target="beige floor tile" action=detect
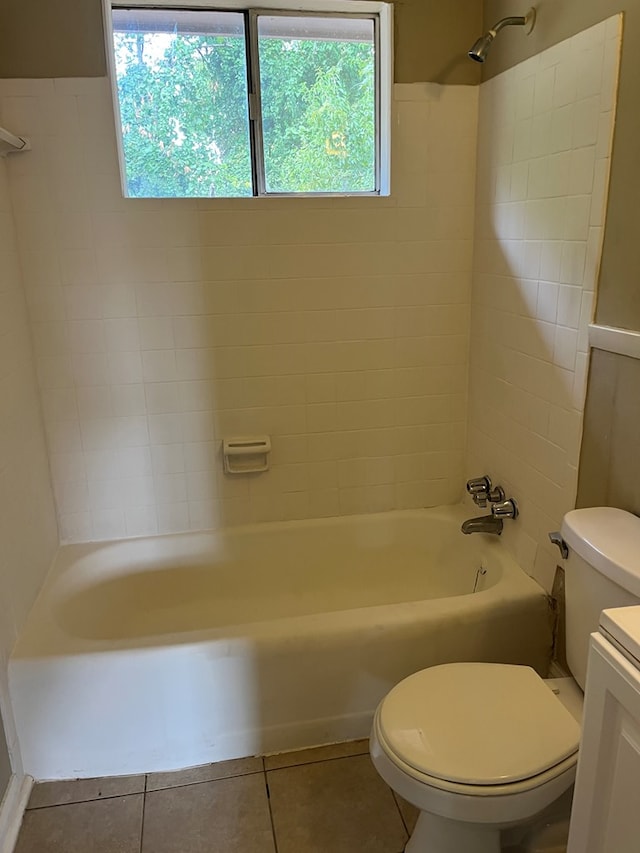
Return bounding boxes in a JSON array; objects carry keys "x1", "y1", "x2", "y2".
[
  {"x1": 394, "y1": 793, "x2": 419, "y2": 834},
  {"x1": 142, "y1": 774, "x2": 275, "y2": 853},
  {"x1": 27, "y1": 774, "x2": 145, "y2": 809},
  {"x1": 146, "y1": 756, "x2": 263, "y2": 791},
  {"x1": 268, "y1": 754, "x2": 408, "y2": 853},
  {"x1": 15, "y1": 794, "x2": 143, "y2": 853},
  {"x1": 264, "y1": 738, "x2": 370, "y2": 771}
]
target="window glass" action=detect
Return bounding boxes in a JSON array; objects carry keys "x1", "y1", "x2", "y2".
[
  {"x1": 257, "y1": 15, "x2": 376, "y2": 194},
  {"x1": 109, "y1": 5, "x2": 386, "y2": 198},
  {"x1": 112, "y1": 9, "x2": 252, "y2": 198}
]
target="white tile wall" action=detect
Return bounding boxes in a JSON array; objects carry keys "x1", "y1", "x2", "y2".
[
  {"x1": 0, "y1": 157, "x2": 58, "y2": 774},
  {"x1": 0, "y1": 80, "x2": 478, "y2": 542},
  {"x1": 467, "y1": 16, "x2": 621, "y2": 591}
]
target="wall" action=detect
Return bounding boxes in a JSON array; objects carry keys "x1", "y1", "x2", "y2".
[
  {"x1": 0, "y1": 78, "x2": 477, "y2": 542},
  {"x1": 577, "y1": 349, "x2": 640, "y2": 514},
  {"x1": 0, "y1": 0, "x2": 106, "y2": 81},
  {"x1": 0, "y1": 154, "x2": 59, "y2": 778},
  {"x1": 483, "y1": 1, "x2": 640, "y2": 331},
  {"x1": 394, "y1": 0, "x2": 481, "y2": 84},
  {"x1": 466, "y1": 19, "x2": 620, "y2": 592},
  {"x1": 0, "y1": 0, "x2": 482, "y2": 86},
  {"x1": 484, "y1": 1, "x2": 640, "y2": 514}
]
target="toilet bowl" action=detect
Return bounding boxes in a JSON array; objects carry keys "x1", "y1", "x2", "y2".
[
  {"x1": 370, "y1": 663, "x2": 581, "y2": 853},
  {"x1": 370, "y1": 507, "x2": 640, "y2": 852}
]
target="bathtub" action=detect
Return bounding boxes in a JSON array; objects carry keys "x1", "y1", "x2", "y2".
[{"x1": 9, "y1": 505, "x2": 552, "y2": 780}]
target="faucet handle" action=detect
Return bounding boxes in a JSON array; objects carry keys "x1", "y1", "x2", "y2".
[
  {"x1": 466, "y1": 475, "x2": 492, "y2": 507},
  {"x1": 491, "y1": 498, "x2": 518, "y2": 519},
  {"x1": 488, "y1": 485, "x2": 505, "y2": 503}
]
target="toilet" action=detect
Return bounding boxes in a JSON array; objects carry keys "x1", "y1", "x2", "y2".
[{"x1": 370, "y1": 507, "x2": 640, "y2": 853}]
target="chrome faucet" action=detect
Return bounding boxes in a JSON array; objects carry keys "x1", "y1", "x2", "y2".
[
  {"x1": 461, "y1": 496, "x2": 518, "y2": 536},
  {"x1": 461, "y1": 515, "x2": 504, "y2": 536}
]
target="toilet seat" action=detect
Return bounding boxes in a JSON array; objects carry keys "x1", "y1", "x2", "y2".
[
  {"x1": 376, "y1": 663, "x2": 580, "y2": 790},
  {"x1": 371, "y1": 720, "x2": 579, "y2": 828},
  {"x1": 374, "y1": 710, "x2": 578, "y2": 799}
]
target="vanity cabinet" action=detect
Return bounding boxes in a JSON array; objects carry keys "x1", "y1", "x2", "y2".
[{"x1": 567, "y1": 615, "x2": 640, "y2": 853}]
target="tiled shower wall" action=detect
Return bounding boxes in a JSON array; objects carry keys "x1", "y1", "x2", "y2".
[
  {"x1": 0, "y1": 81, "x2": 477, "y2": 542},
  {"x1": 0, "y1": 158, "x2": 58, "y2": 775},
  {"x1": 466, "y1": 17, "x2": 620, "y2": 592}
]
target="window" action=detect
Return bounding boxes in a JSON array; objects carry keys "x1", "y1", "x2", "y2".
[{"x1": 105, "y1": 1, "x2": 391, "y2": 198}]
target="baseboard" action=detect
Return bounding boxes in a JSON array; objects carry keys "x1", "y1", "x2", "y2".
[{"x1": 0, "y1": 774, "x2": 32, "y2": 853}]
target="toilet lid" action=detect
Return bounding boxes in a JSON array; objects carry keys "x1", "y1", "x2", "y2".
[{"x1": 378, "y1": 663, "x2": 581, "y2": 786}]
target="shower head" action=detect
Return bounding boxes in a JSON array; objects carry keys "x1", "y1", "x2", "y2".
[
  {"x1": 468, "y1": 32, "x2": 496, "y2": 63},
  {"x1": 468, "y1": 7, "x2": 536, "y2": 63}
]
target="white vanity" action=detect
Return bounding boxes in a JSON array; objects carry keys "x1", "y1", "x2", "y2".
[{"x1": 567, "y1": 605, "x2": 640, "y2": 852}]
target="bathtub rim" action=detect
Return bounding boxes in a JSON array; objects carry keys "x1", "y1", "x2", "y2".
[{"x1": 11, "y1": 504, "x2": 548, "y2": 659}]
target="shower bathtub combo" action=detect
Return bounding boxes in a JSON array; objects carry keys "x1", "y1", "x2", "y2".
[{"x1": 10, "y1": 504, "x2": 551, "y2": 781}]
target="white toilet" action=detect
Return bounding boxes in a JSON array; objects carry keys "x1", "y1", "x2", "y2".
[{"x1": 370, "y1": 507, "x2": 640, "y2": 853}]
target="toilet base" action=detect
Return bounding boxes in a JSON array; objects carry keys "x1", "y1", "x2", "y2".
[{"x1": 406, "y1": 811, "x2": 501, "y2": 853}]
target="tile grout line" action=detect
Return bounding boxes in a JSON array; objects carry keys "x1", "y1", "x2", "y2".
[
  {"x1": 263, "y1": 761, "x2": 281, "y2": 853},
  {"x1": 26, "y1": 746, "x2": 370, "y2": 810},
  {"x1": 26, "y1": 790, "x2": 147, "y2": 811},
  {"x1": 264, "y1": 748, "x2": 370, "y2": 774},
  {"x1": 391, "y1": 791, "x2": 411, "y2": 839},
  {"x1": 139, "y1": 781, "x2": 147, "y2": 853},
  {"x1": 28, "y1": 752, "x2": 367, "y2": 810},
  {"x1": 145, "y1": 768, "x2": 265, "y2": 794}
]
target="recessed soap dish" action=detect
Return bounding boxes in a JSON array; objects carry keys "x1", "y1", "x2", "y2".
[{"x1": 222, "y1": 436, "x2": 271, "y2": 474}]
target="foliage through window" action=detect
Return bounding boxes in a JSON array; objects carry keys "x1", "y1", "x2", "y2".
[{"x1": 109, "y1": 4, "x2": 388, "y2": 198}]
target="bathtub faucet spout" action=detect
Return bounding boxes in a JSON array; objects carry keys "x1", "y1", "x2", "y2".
[{"x1": 461, "y1": 515, "x2": 503, "y2": 536}]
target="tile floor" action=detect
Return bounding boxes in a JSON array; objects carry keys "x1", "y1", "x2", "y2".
[{"x1": 16, "y1": 740, "x2": 418, "y2": 853}]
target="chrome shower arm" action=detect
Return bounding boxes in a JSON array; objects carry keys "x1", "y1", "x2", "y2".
[
  {"x1": 493, "y1": 8, "x2": 536, "y2": 35},
  {"x1": 491, "y1": 16, "x2": 527, "y2": 34},
  {"x1": 468, "y1": 8, "x2": 536, "y2": 63}
]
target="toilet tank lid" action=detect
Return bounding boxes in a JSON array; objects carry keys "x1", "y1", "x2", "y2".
[{"x1": 561, "y1": 508, "x2": 640, "y2": 597}]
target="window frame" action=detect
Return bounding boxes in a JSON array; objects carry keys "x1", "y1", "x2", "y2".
[{"x1": 103, "y1": 0, "x2": 392, "y2": 199}]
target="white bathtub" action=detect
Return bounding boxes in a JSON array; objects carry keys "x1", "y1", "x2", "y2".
[{"x1": 10, "y1": 505, "x2": 552, "y2": 780}]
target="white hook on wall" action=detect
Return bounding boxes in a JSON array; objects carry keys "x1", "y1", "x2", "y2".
[{"x1": 0, "y1": 126, "x2": 30, "y2": 157}]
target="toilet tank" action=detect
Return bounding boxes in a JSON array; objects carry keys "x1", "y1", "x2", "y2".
[{"x1": 561, "y1": 508, "x2": 640, "y2": 690}]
